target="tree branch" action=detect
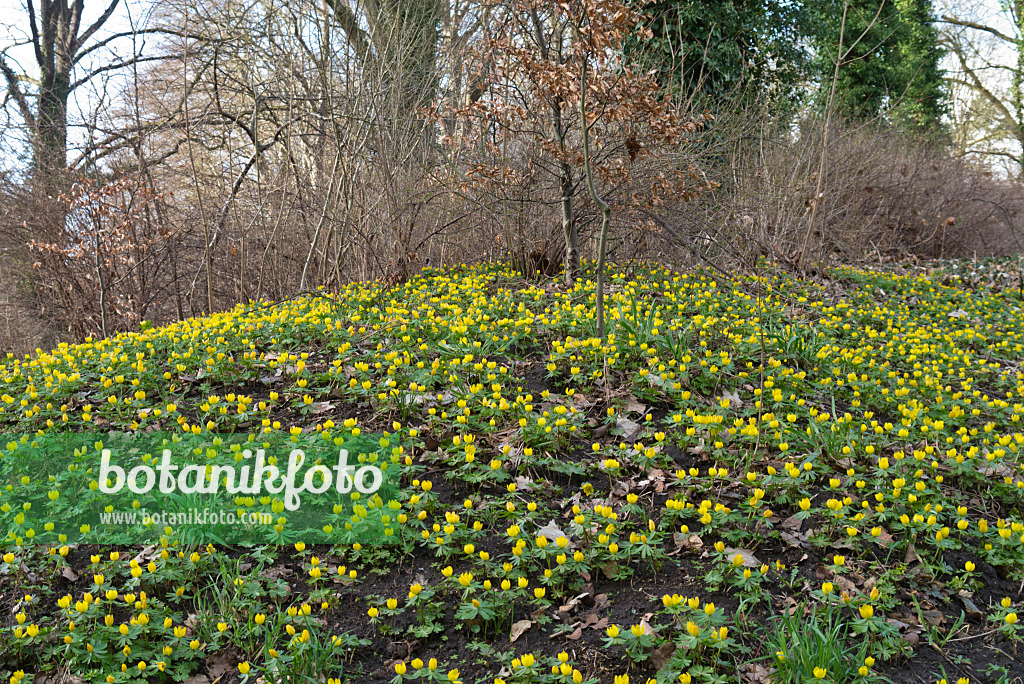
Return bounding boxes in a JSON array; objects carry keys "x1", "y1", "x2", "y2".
[
  {"x1": 70, "y1": 53, "x2": 167, "y2": 91},
  {"x1": 0, "y1": 53, "x2": 36, "y2": 128},
  {"x1": 946, "y1": 38, "x2": 1020, "y2": 137},
  {"x1": 73, "y1": 0, "x2": 120, "y2": 55},
  {"x1": 27, "y1": 0, "x2": 44, "y2": 67},
  {"x1": 74, "y1": 27, "x2": 216, "y2": 63},
  {"x1": 940, "y1": 15, "x2": 1016, "y2": 44},
  {"x1": 322, "y1": 0, "x2": 372, "y2": 62}
]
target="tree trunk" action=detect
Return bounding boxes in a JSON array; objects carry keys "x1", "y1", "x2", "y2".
[
  {"x1": 578, "y1": 46, "x2": 611, "y2": 339},
  {"x1": 35, "y1": 71, "x2": 70, "y2": 187},
  {"x1": 551, "y1": 98, "x2": 579, "y2": 284},
  {"x1": 32, "y1": 0, "x2": 87, "y2": 190},
  {"x1": 560, "y1": 163, "x2": 580, "y2": 285}
]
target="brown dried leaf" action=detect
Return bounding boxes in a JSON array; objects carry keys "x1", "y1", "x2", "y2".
[
  {"x1": 623, "y1": 395, "x2": 646, "y2": 415},
  {"x1": 781, "y1": 514, "x2": 803, "y2": 531},
  {"x1": 724, "y1": 547, "x2": 760, "y2": 568},
  {"x1": 650, "y1": 642, "x2": 676, "y2": 670},
  {"x1": 510, "y1": 619, "x2": 533, "y2": 643},
  {"x1": 206, "y1": 651, "x2": 234, "y2": 680},
  {"x1": 673, "y1": 532, "x2": 704, "y2": 552}
]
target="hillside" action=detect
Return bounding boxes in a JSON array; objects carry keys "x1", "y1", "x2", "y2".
[{"x1": 0, "y1": 259, "x2": 1022, "y2": 683}]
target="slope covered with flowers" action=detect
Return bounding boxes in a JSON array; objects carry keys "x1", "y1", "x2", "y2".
[{"x1": 0, "y1": 260, "x2": 1022, "y2": 683}]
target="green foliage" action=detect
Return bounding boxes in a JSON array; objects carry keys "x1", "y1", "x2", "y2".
[
  {"x1": 2, "y1": 258, "x2": 1024, "y2": 682},
  {"x1": 806, "y1": 0, "x2": 948, "y2": 131},
  {"x1": 627, "y1": 0, "x2": 948, "y2": 136},
  {"x1": 626, "y1": 0, "x2": 808, "y2": 106},
  {"x1": 765, "y1": 604, "x2": 883, "y2": 683}
]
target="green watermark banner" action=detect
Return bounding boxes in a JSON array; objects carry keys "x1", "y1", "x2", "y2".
[{"x1": 0, "y1": 430, "x2": 401, "y2": 546}]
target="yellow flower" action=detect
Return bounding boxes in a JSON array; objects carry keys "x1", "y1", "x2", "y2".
[
  {"x1": 238, "y1": 663, "x2": 251, "y2": 675},
  {"x1": 813, "y1": 667, "x2": 827, "y2": 679}
]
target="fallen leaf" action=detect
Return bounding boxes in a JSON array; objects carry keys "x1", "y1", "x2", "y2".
[
  {"x1": 724, "y1": 547, "x2": 760, "y2": 568},
  {"x1": 572, "y1": 393, "x2": 594, "y2": 407},
  {"x1": 650, "y1": 641, "x2": 676, "y2": 670},
  {"x1": 680, "y1": 533, "x2": 706, "y2": 555},
  {"x1": 558, "y1": 592, "x2": 589, "y2": 615},
  {"x1": 61, "y1": 565, "x2": 79, "y2": 582},
  {"x1": 781, "y1": 514, "x2": 803, "y2": 531},
  {"x1": 510, "y1": 619, "x2": 533, "y2": 643},
  {"x1": 623, "y1": 395, "x2": 646, "y2": 415},
  {"x1": 780, "y1": 531, "x2": 810, "y2": 549},
  {"x1": 833, "y1": 574, "x2": 856, "y2": 594},
  {"x1": 979, "y1": 462, "x2": 1013, "y2": 478},
  {"x1": 639, "y1": 617, "x2": 658, "y2": 637},
  {"x1": 206, "y1": 651, "x2": 234, "y2": 680},
  {"x1": 514, "y1": 475, "x2": 535, "y2": 491},
  {"x1": 613, "y1": 417, "x2": 642, "y2": 442},
  {"x1": 537, "y1": 520, "x2": 570, "y2": 545},
  {"x1": 740, "y1": 662, "x2": 773, "y2": 684},
  {"x1": 961, "y1": 596, "x2": 983, "y2": 620},
  {"x1": 721, "y1": 389, "x2": 742, "y2": 408},
  {"x1": 904, "y1": 543, "x2": 918, "y2": 564}
]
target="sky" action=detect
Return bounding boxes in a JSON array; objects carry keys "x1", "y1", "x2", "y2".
[
  {"x1": 0, "y1": 0, "x2": 1018, "y2": 171},
  {"x1": 0, "y1": 0, "x2": 149, "y2": 169}
]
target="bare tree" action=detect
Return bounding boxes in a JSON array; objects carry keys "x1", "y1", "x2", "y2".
[
  {"x1": 0, "y1": 0, "x2": 198, "y2": 189},
  {"x1": 941, "y1": 2, "x2": 1024, "y2": 175}
]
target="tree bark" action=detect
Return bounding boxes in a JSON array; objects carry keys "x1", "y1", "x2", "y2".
[{"x1": 578, "y1": 52, "x2": 610, "y2": 339}]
